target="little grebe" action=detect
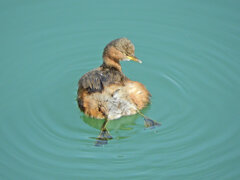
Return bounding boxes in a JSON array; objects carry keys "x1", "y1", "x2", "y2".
[{"x1": 77, "y1": 38, "x2": 160, "y2": 145}]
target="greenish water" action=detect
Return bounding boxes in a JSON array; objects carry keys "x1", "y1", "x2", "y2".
[{"x1": 1, "y1": 0, "x2": 240, "y2": 179}]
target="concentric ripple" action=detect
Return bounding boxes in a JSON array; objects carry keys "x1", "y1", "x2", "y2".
[{"x1": 0, "y1": 0, "x2": 240, "y2": 179}]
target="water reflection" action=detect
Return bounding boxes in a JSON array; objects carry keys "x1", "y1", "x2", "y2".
[
  {"x1": 82, "y1": 114, "x2": 137, "y2": 131},
  {"x1": 81, "y1": 105, "x2": 161, "y2": 145},
  {"x1": 82, "y1": 114, "x2": 138, "y2": 145}
]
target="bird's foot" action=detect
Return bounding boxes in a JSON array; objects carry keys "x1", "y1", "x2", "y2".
[
  {"x1": 95, "y1": 128, "x2": 113, "y2": 146},
  {"x1": 144, "y1": 117, "x2": 161, "y2": 129}
]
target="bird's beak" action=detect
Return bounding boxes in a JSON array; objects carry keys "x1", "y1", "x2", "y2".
[{"x1": 126, "y1": 56, "x2": 142, "y2": 64}]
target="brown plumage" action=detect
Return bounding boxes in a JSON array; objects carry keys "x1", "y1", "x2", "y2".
[{"x1": 77, "y1": 38, "x2": 151, "y2": 120}]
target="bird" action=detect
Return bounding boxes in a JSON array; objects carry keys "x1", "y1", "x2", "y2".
[{"x1": 77, "y1": 38, "x2": 160, "y2": 145}]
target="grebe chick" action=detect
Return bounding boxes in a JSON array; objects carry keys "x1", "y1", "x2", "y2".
[{"x1": 77, "y1": 38, "x2": 160, "y2": 145}]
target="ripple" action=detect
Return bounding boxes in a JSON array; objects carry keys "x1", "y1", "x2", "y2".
[{"x1": 1, "y1": 0, "x2": 240, "y2": 179}]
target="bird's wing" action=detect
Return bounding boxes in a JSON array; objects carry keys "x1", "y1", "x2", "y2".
[
  {"x1": 78, "y1": 69, "x2": 104, "y2": 93},
  {"x1": 78, "y1": 67, "x2": 127, "y2": 93}
]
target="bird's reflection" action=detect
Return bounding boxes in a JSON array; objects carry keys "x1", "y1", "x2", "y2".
[
  {"x1": 82, "y1": 114, "x2": 138, "y2": 146},
  {"x1": 81, "y1": 106, "x2": 160, "y2": 146}
]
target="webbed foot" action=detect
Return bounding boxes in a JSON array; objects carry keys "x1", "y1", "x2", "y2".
[
  {"x1": 144, "y1": 117, "x2": 161, "y2": 129},
  {"x1": 95, "y1": 128, "x2": 113, "y2": 146}
]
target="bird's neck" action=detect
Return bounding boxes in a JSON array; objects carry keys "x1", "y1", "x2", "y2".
[{"x1": 102, "y1": 57, "x2": 122, "y2": 72}]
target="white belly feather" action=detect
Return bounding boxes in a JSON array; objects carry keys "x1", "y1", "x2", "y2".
[{"x1": 106, "y1": 89, "x2": 137, "y2": 120}]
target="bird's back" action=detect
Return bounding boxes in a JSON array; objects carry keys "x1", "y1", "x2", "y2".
[{"x1": 78, "y1": 65, "x2": 127, "y2": 94}]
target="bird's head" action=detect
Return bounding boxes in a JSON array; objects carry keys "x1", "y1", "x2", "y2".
[{"x1": 102, "y1": 38, "x2": 142, "y2": 66}]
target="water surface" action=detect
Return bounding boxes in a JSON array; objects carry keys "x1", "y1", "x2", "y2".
[{"x1": 1, "y1": 0, "x2": 240, "y2": 179}]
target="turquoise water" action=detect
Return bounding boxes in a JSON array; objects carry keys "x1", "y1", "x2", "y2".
[{"x1": 1, "y1": 0, "x2": 240, "y2": 179}]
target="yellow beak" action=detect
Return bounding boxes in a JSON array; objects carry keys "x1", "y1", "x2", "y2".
[{"x1": 126, "y1": 56, "x2": 142, "y2": 64}]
